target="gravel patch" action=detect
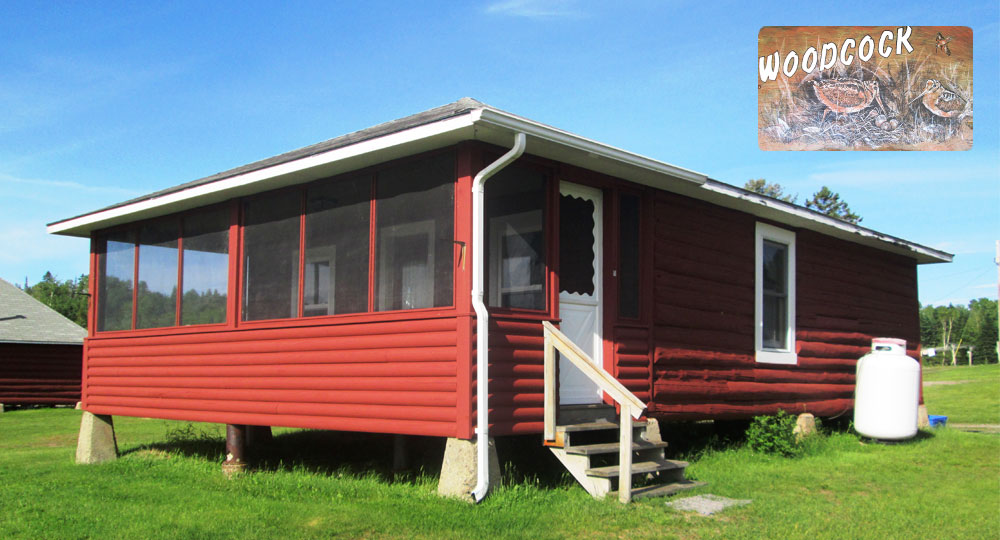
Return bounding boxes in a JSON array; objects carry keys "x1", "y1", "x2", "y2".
[{"x1": 666, "y1": 494, "x2": 752, "y2": 516}]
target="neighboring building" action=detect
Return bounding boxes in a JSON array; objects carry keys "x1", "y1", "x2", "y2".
[
  {"x1": 0, "y1": 278, "x2": 85, "y2": 406},
  {"x1": 48, "y1": 99, "x2": 951, "y2": 498}
]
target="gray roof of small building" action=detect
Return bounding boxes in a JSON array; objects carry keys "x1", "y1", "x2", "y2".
[{"x1": 0, "y1": 278, "x2": 86, "y2": 345}]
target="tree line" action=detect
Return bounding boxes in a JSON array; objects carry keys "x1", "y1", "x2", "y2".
[{"x1": 920, "y1": 299, "x2": 999, "y2": 365}]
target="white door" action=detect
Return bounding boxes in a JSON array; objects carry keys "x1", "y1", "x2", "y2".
[{"x1": 558, "y1": 182, "x2": 603, "y2": 405}]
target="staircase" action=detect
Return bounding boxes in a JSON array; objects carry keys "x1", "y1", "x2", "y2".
[
  {"x1": 545, "y1": 404, "x2": 704, "y2": 500},
  {"x1": 541, "y1": 321, "x2": 705, "y2": 502}
]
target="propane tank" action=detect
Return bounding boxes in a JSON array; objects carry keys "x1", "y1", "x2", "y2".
[{"x1": 854, "y1": 338, "x2": 921, "y2": 440}]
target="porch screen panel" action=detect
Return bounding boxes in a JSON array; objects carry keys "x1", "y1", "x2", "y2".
[
  {"x1": 97, "y1": 231, "x2": 135, "y2": 332},
  {"x1": 305, "y1": 176, "x2": 370, "y2": 316},
  {"x1": 559, "y1": 195, "x2": 596, "y2": 296},
  {"x1": 136, "y1": 222, "x2": 179, "y2": 329},
  {"x1": 242, "y1": 192, "x2": 301, "y2": 321},
  {"x1": 181, "y1": 208, "x2": 229, "y2": 325},
  {"x1": 485, "y1": 164, "x2": 546, "y2": 310},
  {"x1": 375, "y1": 153, "x2": 454, "y2": 311},
  {"x1": 618, "y1": 193, "x2": 640, "y2": 319}
]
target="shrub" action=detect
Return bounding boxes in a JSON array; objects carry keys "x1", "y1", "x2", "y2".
[{"x1": 746, "y1": 410, "x2": 800, "y2": 457}]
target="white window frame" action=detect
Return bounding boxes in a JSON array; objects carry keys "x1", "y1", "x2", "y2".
[{"x1": 755, "y1": 222, "x2": 797, "y2": 365}]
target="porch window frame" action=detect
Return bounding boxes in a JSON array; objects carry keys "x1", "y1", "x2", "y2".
[
  {"x1": 91, "y1": 149, "x2": 459, "y2": 335},
  {"x1": 481, "y1": 154, "x2": 552, "y2": 316},
  {"x1": 754, "y1": 222, "x2": 797, "y2": 365}
]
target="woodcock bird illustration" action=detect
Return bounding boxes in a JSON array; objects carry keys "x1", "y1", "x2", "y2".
[
  {"x1": 811, "y1": 78, "x2": 884, "y2": 118},
  {"x1": 935, "y1": 32, "x2": 953, "y2": 56},
  {"x1": 912, "y1": 79, "x2": 967, "y2": 118}
]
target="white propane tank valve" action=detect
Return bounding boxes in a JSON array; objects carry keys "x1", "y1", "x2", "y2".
[{"x1": 854, "y1": 338, "x2": 921, "y2": 440}]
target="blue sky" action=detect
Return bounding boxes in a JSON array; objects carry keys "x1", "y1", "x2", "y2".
[{"x1": 1, "y1": 1, "x2": 996, "y2": 307}]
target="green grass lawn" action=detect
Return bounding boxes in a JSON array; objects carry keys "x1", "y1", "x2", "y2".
[
  {"x1": 1, "y1": 406, "x2": 997, "y2": 539},
  {"x1": 923, "y1": 363, "x2": 1000, "y2": 424}
]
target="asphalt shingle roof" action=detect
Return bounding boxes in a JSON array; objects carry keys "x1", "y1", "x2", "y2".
[{"x1": 0, "y1": 278, "x2": 86, "y2": 345}]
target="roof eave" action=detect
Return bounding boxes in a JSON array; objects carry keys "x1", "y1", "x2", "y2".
[{"x1": 47, "y1": 111, "x2": 485, "y2": 237}]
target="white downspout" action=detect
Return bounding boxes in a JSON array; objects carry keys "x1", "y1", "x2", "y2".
[{"x1": 471, "y1": 132, "x2": 526, "y2": 502}]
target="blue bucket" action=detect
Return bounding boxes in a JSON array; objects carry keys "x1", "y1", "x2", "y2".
[{"x1": 928, "y1": 415, "x2": 948, "y2": 428}]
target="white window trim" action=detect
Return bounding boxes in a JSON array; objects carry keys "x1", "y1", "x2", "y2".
[{"x1": 755, "y1": 222, "x2": 797, "y2": 365}]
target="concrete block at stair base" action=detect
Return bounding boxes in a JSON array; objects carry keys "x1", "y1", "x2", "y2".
[
  {"x1": 76, "y1": 411, "x2": 118, "y2": 464},
  {"x1": 643, "y1": 418, "x2": 663, "y2": 443},
  {"x1": 793, "y1": 413, "x2": 816, "y2": 441},
  {"x1": 918, "y1": 405, "x2": 930, "y2": 429},
  {"x1": 437, "y1": 436, "x2": 500, "y2": 502}
]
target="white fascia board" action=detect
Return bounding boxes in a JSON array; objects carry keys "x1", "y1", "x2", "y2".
[
  {"x1": 475, "y1": 108, "x2": 708, "y2": 186},
  {"x1": 47, "y1": 112, "x2": 482, "y2": 237},
  {"x1": 702, "y1": 180, "x2": 952, "y2": 264}
]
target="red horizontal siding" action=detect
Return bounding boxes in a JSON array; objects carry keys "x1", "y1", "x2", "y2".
[
  {"x1": 614, "y1": 326, "x2": 651, "y2": 403},
  {"x1": 83, "y1": 316, "x2": 461, "y2": 437},
  {"x1": 0, "y1": 343, "x2": 81, "y2": 405},
  {"x1": 648, "y1": 192, "x2": 920, "y2": 420},
  {"x1": 485, "y1": 316, "x2": 546, "y2": 435}
]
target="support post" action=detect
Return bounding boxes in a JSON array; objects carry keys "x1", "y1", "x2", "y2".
[
  {"x1": 618, "y1": 405, "x2": 632, "y2": 503},
  {"x1": 76, "y1": 411, "x2": 118, "y2": 464},
  {"x1": 393, "y1": 434, "x2": 409, "y2": 472},
  {"x1": 438, "y1": 436, "x2": 499, "y2": 502},
  {"x1": 222, "y1": 424, "x2": 248, "y2": 476},
  {"x1": 543, "y1": 331, "x2": 556, "y2": 441},
  {"x1": 793, "y1": 413, "x2": 817, "y2": 441}
]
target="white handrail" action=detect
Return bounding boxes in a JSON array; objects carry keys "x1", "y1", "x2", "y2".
[{"x1": 541, "y1": 320, "x2": 647, "y2": 503}]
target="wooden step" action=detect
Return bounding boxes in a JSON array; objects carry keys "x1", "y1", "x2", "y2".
[
  {"x1": 556, "y1": 419, "x2": 644, "y2": 433},
  {"x1": 609, "y1": 480, "x2": 707, "y2": 500},
  {"x1": 585, "y1": 458, "x2": 688, "y2": 478},
  {"x1": 564, "y1": 439, "x2": 668, "y2": 456}
]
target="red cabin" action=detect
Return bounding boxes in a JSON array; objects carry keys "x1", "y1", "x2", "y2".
[
  {"x1": 49, "y1": 99, "x2": 950, "y2": 500},
  {"x1": 0, "y1": 278, "x2": 84, "y2": 408}
]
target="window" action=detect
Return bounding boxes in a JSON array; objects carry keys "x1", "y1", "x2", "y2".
[
  {"x1": 242, "y1": 191, "x2": 301, "y2": 321},
  {"x1": 559, "y1": 193, "x2": 596, "y2": 296},
  {"x1": 96, "y1": 206, "x2": 231, "y2": 332},
  {"x1": 486, "y1": 164, "x2": 547, "y2": 310},
  {"x1": 136, "y1": 221, "x2": 179, "y2": 329},
  {"x1": 618, "y1": 193, "x2": 640, "y2": 319},
  {"x1": 755, "y1": 222, "x2": 796, "y2": 364},
  {"x1": 375, "y1": 153, "x2": 454, "y2": 311},
  {"x1": 181, "y1": 209, "x2": 229, "y2": 325},
  {"x1": 95, "y1": 152, "x2": 458, "y2": 330},
  {"x1": 304, "y1": 177, "x2": 370, "y2": 316},
  {"x1": 97, "y1": 231, "x2": 135, "y2": 332}
]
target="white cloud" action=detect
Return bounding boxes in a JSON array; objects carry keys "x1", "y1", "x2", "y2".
[
  {"x1": 971, "y1": 282, "x2": 998, "y2": 290},
  {"x1": 0, "y1": 224, "x2": 86, "y2": 266},
  {"x1": 486, "y1": 0, "x2": 583, "y2": 18},
  {"x1": 0, "y1": 173, "x2": 139, "y2": 198}
]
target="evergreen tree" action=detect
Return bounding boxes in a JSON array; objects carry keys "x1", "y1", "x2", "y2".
[
  {"x1": 744, "y1": 179, "x2": 797, "y2": 203},
  {"x1": 805, "y1": 186, "x2": 862, "y2": 224}
]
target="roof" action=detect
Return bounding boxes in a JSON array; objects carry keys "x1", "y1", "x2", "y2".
[
  {"x1": 47, "y1": 98, "x2": 952, "y2": 265},
  {"x1": 0, "y1": 278, "x2": 86, "y2": 345}
]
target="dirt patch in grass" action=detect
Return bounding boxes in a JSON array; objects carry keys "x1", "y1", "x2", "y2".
[{"x1": 924, "y1": 380, "x2": 971, "y2": 386}]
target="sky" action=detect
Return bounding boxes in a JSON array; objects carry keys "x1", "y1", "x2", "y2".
[{"x1": 1, "y1": 1, "x2": 997, "y2": 307}]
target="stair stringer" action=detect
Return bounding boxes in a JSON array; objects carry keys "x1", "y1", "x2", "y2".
[{"x1": 547, "y1": 447, "x2": 612, "y2": 498}]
